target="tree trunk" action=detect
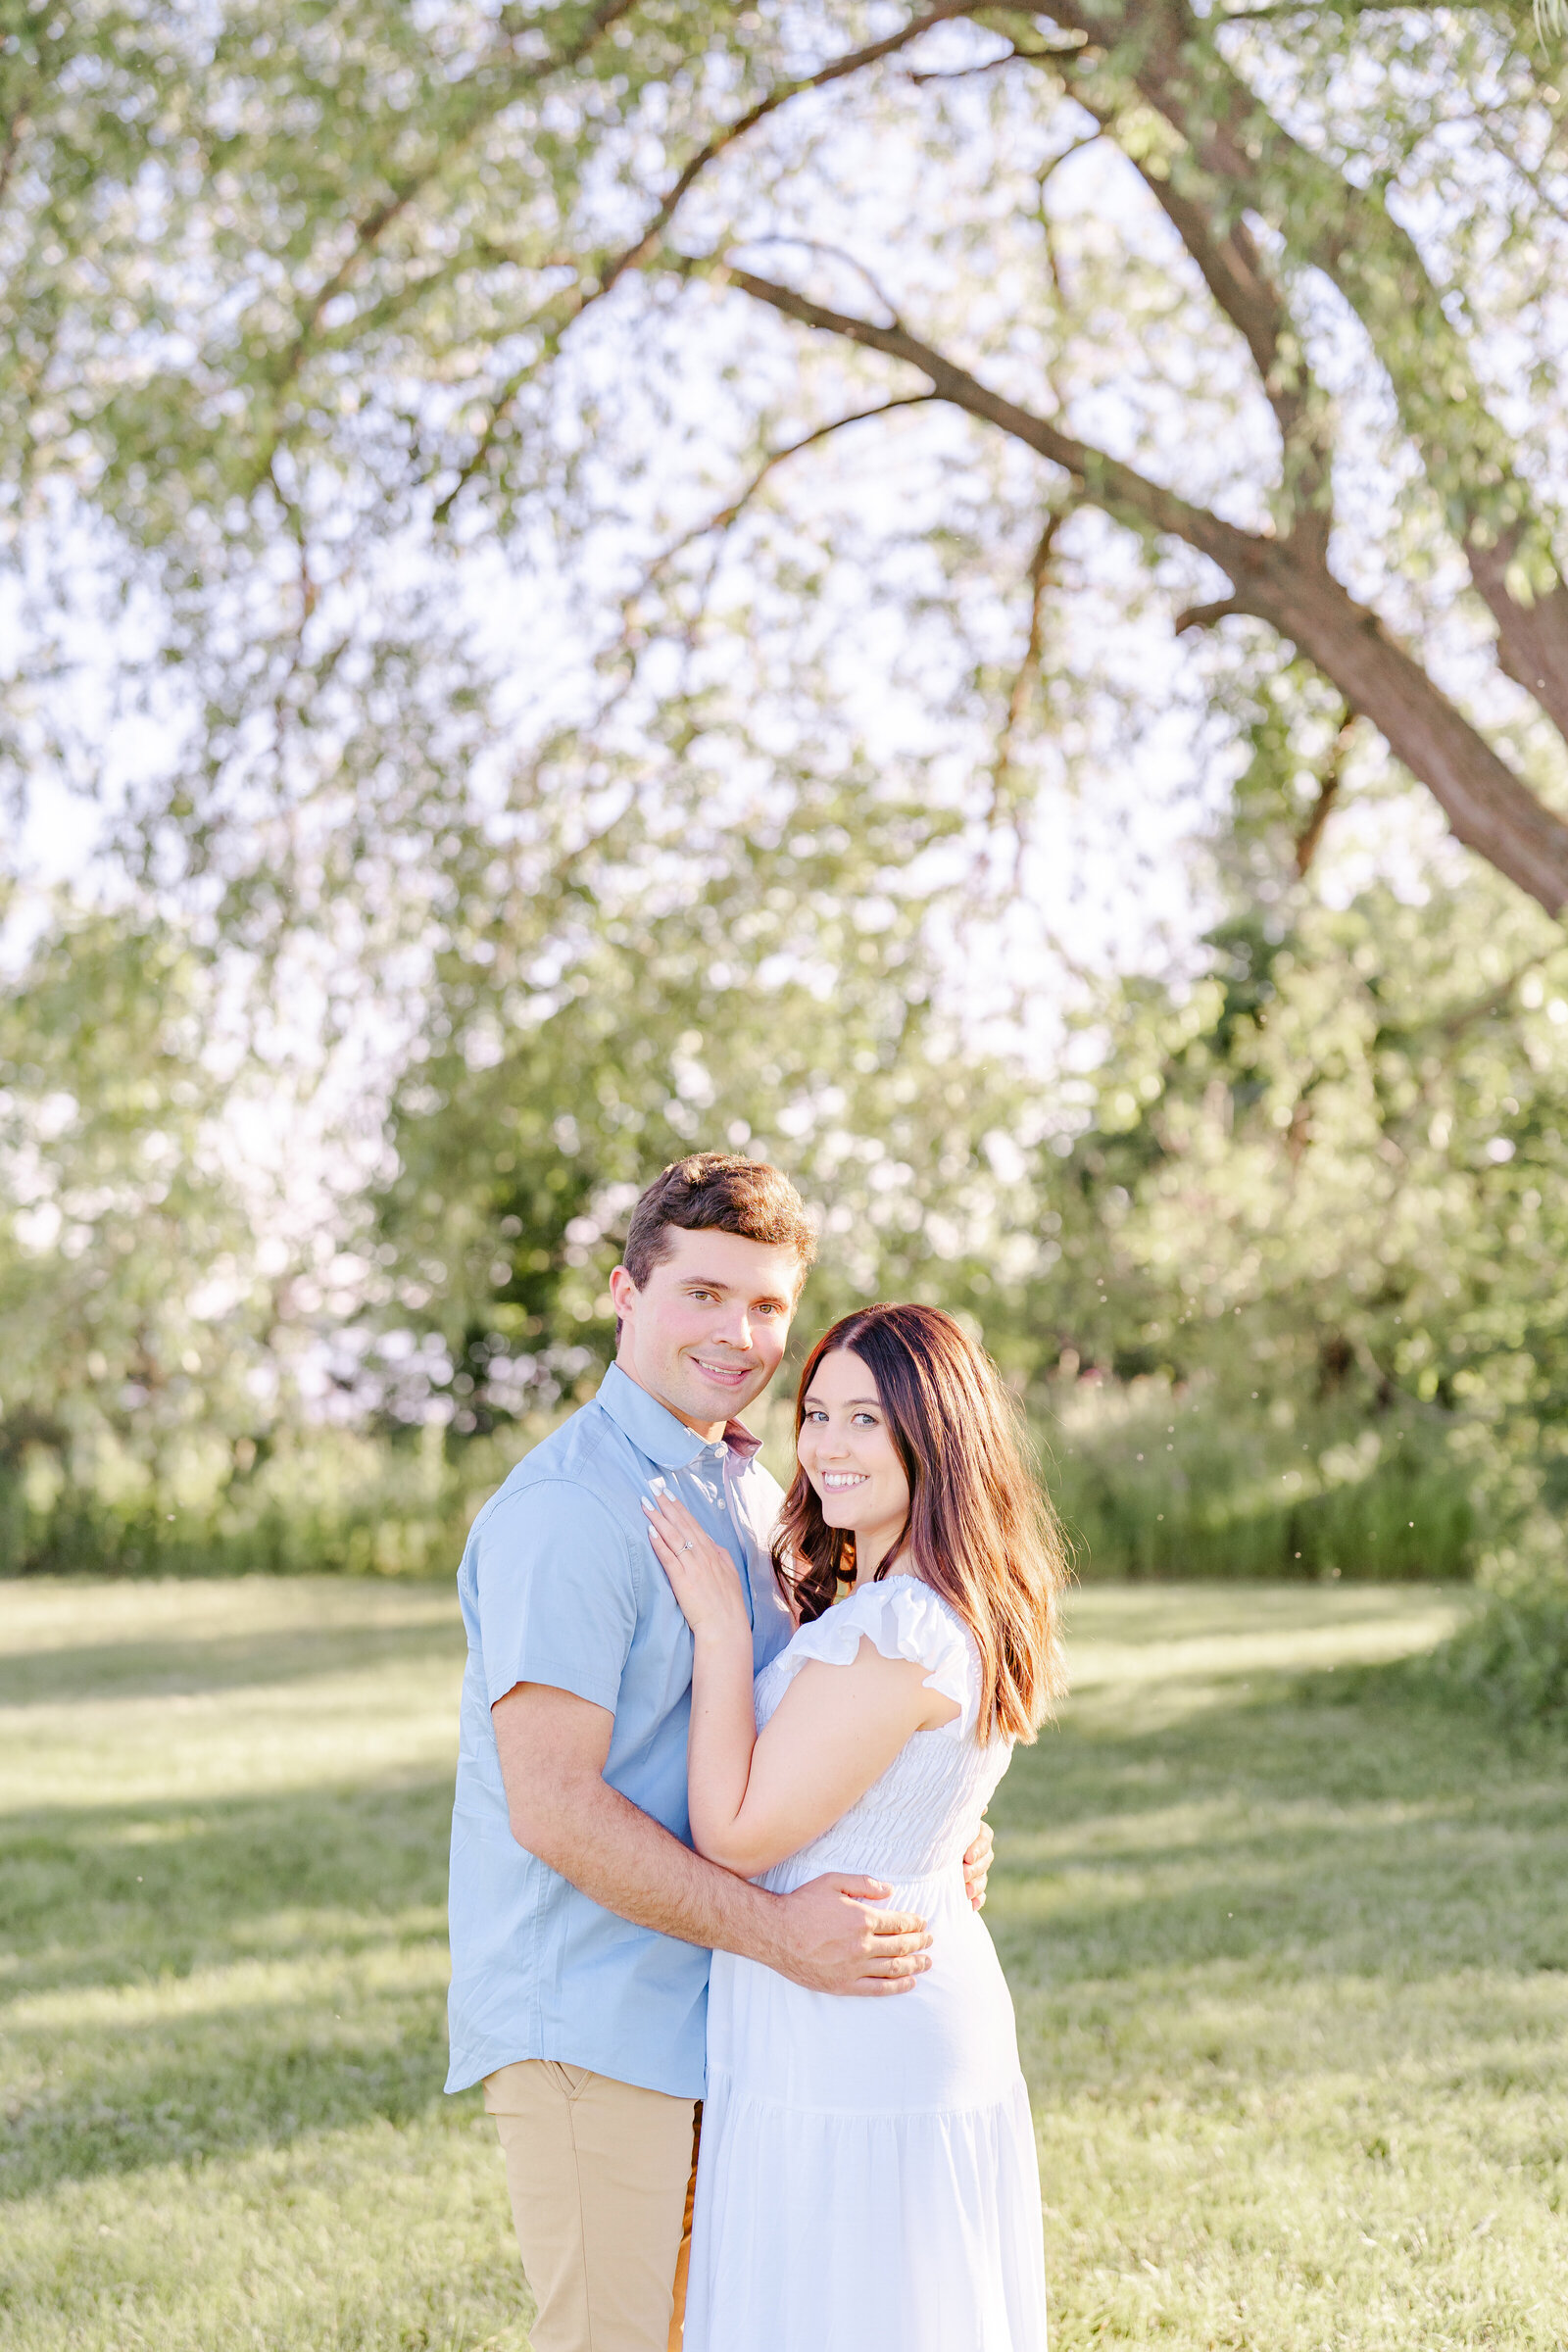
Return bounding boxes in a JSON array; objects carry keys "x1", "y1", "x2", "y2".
[
  {"x1": 1221, "y1": 540, "x2": 1568, "y2": 910},
  {"x1": 1015, "y1": 0, "x2": 1568, "y2": 751},
  {"x1": 724, "y1": 263, "x2": 1568, "y2": 915}
]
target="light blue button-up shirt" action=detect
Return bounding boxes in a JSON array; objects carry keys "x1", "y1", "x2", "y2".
[{"x1": 445, "y1": 1363, "x2": 795, "y2": 2100}]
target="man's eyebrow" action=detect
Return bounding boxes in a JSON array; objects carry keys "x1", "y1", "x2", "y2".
[{"x1": 678, "y1": 1273, "x2": 793, "y2": 1307}]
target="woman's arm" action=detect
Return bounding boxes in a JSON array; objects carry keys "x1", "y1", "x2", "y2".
[{"x1": 644, "y1": 1490, "x2": 957, "y2": 1877}]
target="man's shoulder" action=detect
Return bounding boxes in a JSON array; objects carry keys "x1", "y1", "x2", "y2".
[{"x1": 484, "y1": 1397, "x2": 631, "y2": 1517}]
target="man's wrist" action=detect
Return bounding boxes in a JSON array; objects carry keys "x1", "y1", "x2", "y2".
[{"x1": 714, "y1": 1876, "x2": 787, "y2": 1969}]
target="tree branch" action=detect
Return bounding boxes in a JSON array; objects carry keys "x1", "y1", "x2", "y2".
[
  {"x1": 597, "y1": 4, "x2": 970, "y2": 303},
  {"x1": 717, "y1": 260, "x2": 1263, "y2": 563},
  {"x1": 1060, "y1": 76, "x2": 1334, "y2": 559},
  {"x1": 991, "y1": 0, "x2": 1568, "y2": 745},
  {"x1": 1005, "y1": 38, "x2": 1335, "y2": 543},
  {"x1": 630, "y1": 394, "x2": 939, "y2": 595},
  {"x1": 433, "y1": 5, "x2": 963, "y2": 521},
  {"x1": 991, "y1": 510, "x2": 1066, "y2": 866},
  {"x1": 1175, "y1": 597, "x2": 1246, "y2": 631},
  {"x1": 710, "y1": 256, "x2": 1568, "y2": 912},
  {"x1": 1295, "y1": 706, "x2": 1356, "y2": 875},
  {"x1": 264, "y1": 0, "x2": 642, "y2": 437},
  {"x1": 600, "y1": 395, "x2": 940, "y2": 709}
]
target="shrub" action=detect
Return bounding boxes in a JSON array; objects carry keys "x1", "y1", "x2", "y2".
[{"x1": 1429, "y1": 1582, "x2": 1568, "y2": 1730}]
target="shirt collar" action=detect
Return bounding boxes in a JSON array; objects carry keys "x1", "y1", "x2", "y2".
[{"x1": 597, "y1": 1362, "x2": 762, "y2": 1468}]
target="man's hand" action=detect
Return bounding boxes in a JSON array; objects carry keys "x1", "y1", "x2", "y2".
[
  {"x1": 962, "y1": 1818, "x2": 994, "y2": 1911},
  {"x1": 767, "y1": 1873, "x2": 933, "y2": 1995}
]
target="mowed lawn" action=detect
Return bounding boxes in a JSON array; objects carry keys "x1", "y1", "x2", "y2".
[{"x1": 1, "y1": 1579, "x2": 1565, "y2": 2351}]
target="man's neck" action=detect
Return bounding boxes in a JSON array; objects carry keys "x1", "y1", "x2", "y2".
[{"x1": 612, "y1": 1351, "x2": 726, "y2": 1446}]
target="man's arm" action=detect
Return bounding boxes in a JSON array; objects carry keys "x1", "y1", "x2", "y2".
[{"x1": 492, "y1": 1682, "x2": 933, "y2": 1997}]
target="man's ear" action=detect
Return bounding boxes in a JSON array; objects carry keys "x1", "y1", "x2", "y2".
[{"x1": 609, "y1": 1264, "x2": 636, "y2": 1351}]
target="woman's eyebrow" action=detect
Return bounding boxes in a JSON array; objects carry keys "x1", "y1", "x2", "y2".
[{"x1": 803, "y1": 1393, "x2": 881, "y2": 1407}]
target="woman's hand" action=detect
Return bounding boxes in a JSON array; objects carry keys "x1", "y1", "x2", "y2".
[{"x1": 643, "y1": 1486, "x2": 752, "y2": 1644}]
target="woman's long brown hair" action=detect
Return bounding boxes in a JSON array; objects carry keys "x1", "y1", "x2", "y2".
[{"x1": 770, "y1": 1304, "x2": 1069, "y2": 1741}]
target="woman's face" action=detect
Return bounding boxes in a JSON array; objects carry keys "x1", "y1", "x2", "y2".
[{"x1": 797, "y1": 1347, "x2": 911, "y2": 1562}]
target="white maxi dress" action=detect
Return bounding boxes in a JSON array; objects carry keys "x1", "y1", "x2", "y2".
[{"x1": 684, "y1": 1575, "x2": 1050, "y2": 2351}]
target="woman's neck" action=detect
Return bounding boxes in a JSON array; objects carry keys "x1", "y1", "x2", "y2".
[{"x1": 851, "y1": 1520, "x2": 909, "y2": 1588}]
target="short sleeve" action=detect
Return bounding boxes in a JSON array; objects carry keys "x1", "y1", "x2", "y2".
[
  {"x1": 772, "y1": 1578, "x2": 978, "y2": 1738},
  {"x1": 473, "y1": 1479, "x2": 637, "y2": 1713}
]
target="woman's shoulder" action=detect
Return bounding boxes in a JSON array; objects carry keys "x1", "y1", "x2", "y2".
[{"x1": 777, "y1": 1574, "x2": 979, "y2": 1731}]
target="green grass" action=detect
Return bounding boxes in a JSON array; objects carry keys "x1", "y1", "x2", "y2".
[{"x1": 2, "y1": 1579, "x2": 1565, "y2": 2348}]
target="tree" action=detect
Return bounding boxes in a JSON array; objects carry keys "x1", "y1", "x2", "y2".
[
  {"x1": 367, "y1": 766, "x2": 1058, "y2": 1437},
  {"x1": 0, "y1": 907, "x2": 274, "y2": 1500},
  {"x1": 1053, "y1": 666, "x2": 1568, "y2": 1575},
  {"x1": 12, "y1": 0, "x2": 1568, "y2": 922}
]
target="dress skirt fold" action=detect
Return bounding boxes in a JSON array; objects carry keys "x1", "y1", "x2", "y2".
[
  {"x1": 682, "y1": 1579, "x2": 1051, "y2": 2351},
  {"x1": 684, "y1": 1865, "x2": 1050, "y2": 2351}
]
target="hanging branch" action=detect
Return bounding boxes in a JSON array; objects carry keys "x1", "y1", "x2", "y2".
[{"x1": 1295, "y1": 705, "x2": 1356, "y2": 877}]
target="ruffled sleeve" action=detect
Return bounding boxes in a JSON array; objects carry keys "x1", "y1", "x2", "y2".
[{"x1": 772, "y1": 1577, "x2": 978, "y2": 1739}]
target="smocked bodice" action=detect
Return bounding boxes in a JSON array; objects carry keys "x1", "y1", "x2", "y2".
[{"x1": 752, "y1": 1575, "x2": 1012, "y2": 1894}]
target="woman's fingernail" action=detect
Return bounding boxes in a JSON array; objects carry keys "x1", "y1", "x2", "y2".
[{"x1": 640, "y1": 1496, "x2": 657, "y2": 1515}]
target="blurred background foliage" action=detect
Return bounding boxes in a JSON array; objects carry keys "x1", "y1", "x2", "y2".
[{"x1": 4, "y1": 0, "x2": 1568, "y2": 1724}]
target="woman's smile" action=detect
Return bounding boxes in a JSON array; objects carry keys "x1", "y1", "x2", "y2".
[{"x1": 796, "y1": 1347, "x2": 912, "y2": 1580}]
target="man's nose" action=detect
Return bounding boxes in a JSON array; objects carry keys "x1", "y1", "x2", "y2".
[{"x1": 713, "y1": 1304, "x2": 753, "y2": 1351}]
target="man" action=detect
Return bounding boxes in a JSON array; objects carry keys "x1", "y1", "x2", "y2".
[{"x1": 445, "y1": 1152, "x2": 993, "y2": 2352}]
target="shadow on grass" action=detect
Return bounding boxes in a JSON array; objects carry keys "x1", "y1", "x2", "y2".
[
  {"x1": 0, "y1": 1772, "x2": 461, "y2": 2199},
  {"x1": 6, "y1": 1663, "x2": 1567, "y2": 2205},
  {"x1": 0, "y1": 1620, "x2": 462, "y2": 1709},
  {"x1": 1, "y1": 1994, "x2": 454, "y2": 2201},
  {"x1": 987, "y1": 1663, "x2": 1568, "y2": 1989},
  {"x1": 1, "y1": 1773, "x2": 456, "y2": 1978}
]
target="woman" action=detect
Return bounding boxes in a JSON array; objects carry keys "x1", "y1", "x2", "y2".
[{"x1": 642, "y1": 1302, "x2": 1067, "y2": 2350}]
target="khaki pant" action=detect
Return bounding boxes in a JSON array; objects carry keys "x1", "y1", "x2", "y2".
[{"x1": 484, "y1": 2060, "x2": 701, "y2": 2352}]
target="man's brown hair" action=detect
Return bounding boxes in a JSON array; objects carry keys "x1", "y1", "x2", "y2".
[{"x1": 621, "y1": 1153, "x2": 816, "y2": 1292}]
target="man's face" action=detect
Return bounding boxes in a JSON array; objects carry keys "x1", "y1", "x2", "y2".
[{"x1": 609, "y1": 1226, "x2": 803, "y2": 1438}]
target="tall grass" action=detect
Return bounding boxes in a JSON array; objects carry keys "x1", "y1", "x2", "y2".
[
  {"x1": 3, "y1": 1378, "x2": 1477, "y2": 1584},
  {"x1": 0, "y1": 1423, "x2": 533, "y2": 1580},
  {"x1": 1041, "y1": 1377, "x2": 1474, "y2": 1582}
]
